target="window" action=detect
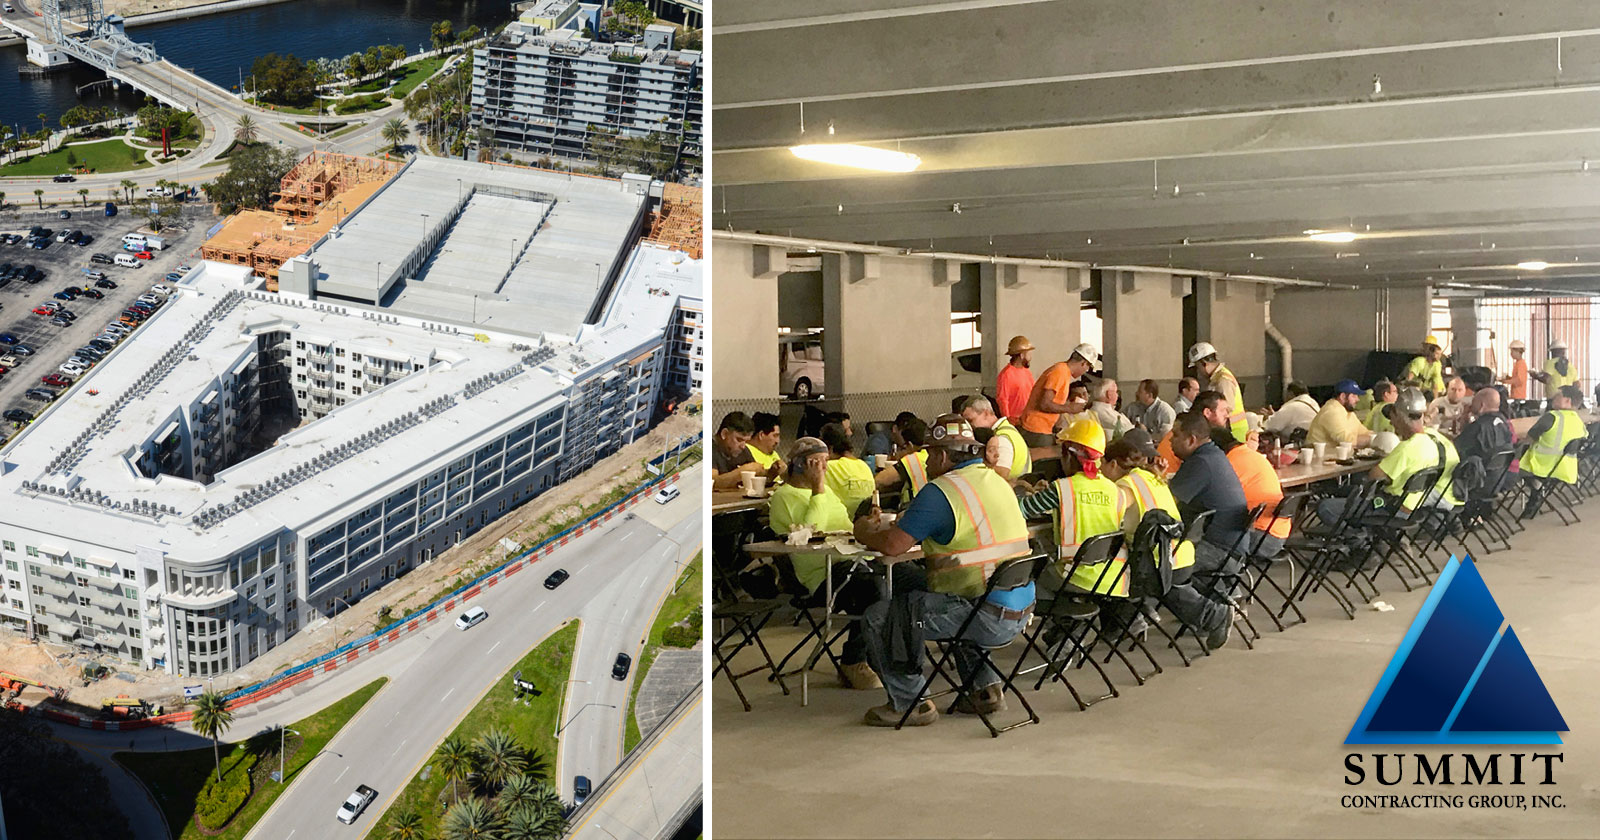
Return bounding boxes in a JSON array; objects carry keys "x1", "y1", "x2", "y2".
[
  {"x1": 352, "y1": 388, "x2": 362, "y2": 396},
  {"x1": 295, "y1": 357, "x2": 305, "y2": 367},
  {"x1": 9, "y1": 599, "x2": 20, "y2": 610},
  {"x1": 78, "y1": 596, "x2": 91, "y2": 606},
  {"x1": 34, "y1": 605, "x2": 45, "y2": 616},
  {"x1": 25, "y1": 546, "x2": 37, "y2": 557},
  {"x1": 336, "y1": 347, "x2": 345, "y2": 357},
  {"x1": 335, "y1": 381, "x2": 345, "y2": 391},
  {"x1": 123, "y1": 569, "x2": 136, "y2": 580},
  {"x1": 336, "y1": 365, "x2": 345, "y2": 374},
  {"x1": 351, "y1": 352, "x2": 361, "y2": 362},
  {"x1": 264, "y1": 594, "x2": 275, "y2": 608},
  {"x1": 30, "y1": 585, "x2": 41, "y2": 596},
  {"x1": 1, "y1": 541, "x2": 11, "y2": 552},
  {"x1": 5, "y1": 580, "x2": 16, "y2": 591},
  {"x1": 296, "y1": 374, "x2": 306, "y2": 383},
  {"x1": 80, "y1": 615, "x2": 94, "y2": 627},
  {"x1": 3, "y1": 560, "x2": 14, "y2": 571},
  {"x1": 295, "y1": 340, "x2": 305, "y2": 349},
  {"x1": 75, "y1": 576, "x2": 88, "y2": 587},
  {"x1": 124, "y1": 586, "x2": 137, "y2": 600}
]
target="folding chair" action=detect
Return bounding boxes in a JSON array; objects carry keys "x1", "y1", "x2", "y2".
[
  {"x1": 1525, "y1": 437, "x2": 1588, "y2": 525},
  {"x1": 1005, "y1": 533, "x2": 1129, "y2": 709},
  {"x1": 1126, "y1": 510, "x2": 1214, "y2": 667},
  {"x1": 1457, "y1": 448, "x2": 1517, "y2": 556},
  {"x1": 1283, "y1": 477, "x2": 1383, "y2": 617},
  {"x1": 896, "y1": 554, "x2": 1050, "y2": 736},
  {"x1": 1240, "y1": 491, "x2": 1312, "y2": 632},
  {"x1": 1359, "y1": 465, "x2": 1445, "y2": 593},
  {"x1": 711, "y1": 561, "x2": 791, "y2": 711}
]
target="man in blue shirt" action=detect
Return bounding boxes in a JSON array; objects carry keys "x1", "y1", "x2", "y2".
[{"x1": 1165, "y1": 411, "x2": 1247, "y2": 648}]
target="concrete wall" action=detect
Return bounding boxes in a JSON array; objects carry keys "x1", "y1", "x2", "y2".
[
  {"x1": 1101, "y1": 269, "x2": 1186, "y2": 396},
  {"x1": 1194, "y1": 277, "x2": 1270, "y2": 407},
  {"x1": 978, "y1": 264, "x2": 1084, "y2": 389},
  {"x1": 1273, "y1": 286, "x2": 1433, "y2": 387},
  {"x1": 821, "y1": 253, "x2": 951, "y2": 395},
  {"x1": 711, "y1": 242, "x2": 780, "y2": 404}
]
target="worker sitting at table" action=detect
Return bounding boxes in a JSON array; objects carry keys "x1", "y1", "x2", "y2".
[
  {"x1": 1017, "y1": 419, "x2": 1127, "y2": 596},
  {"x1": 746, "y1": 411, "x2": 785, "y2": 473},
  {"x1": 767, "y1": 436, "x2": 883, "y2": 691},
  {"x1": 1426, "y1": 377, "x2": 1471, "y2": 436},
  {"x1": 1402, "y1": 334, "x2": 1447, "y2": 398},
  {"x1": 959, "y1": 395, "x2": 1032, "y2": 483},
  {"x1": 1174, "y1": 376, "x2": 1200, "y2": 414},
  {"x1": 854, "y1": 415, "x2": 1034, "y2": 727},
  {"x1": 1086, "y1": 378, "x2": 1135, "y2": 443},
  {"x1": 863, "y1": 411, "x2": 915, "y2": 463},
  {"x1": 1188, "y1": 341, "x2": 1249, "y2": 442},
  {"x1": 1519, "y1": 385, "x2": 1588, "y2": 519},
  {"x1": 1316, "y1": 387, "x2": 1461, "y2": 527},
  {"x1": 1212, "y1": 418, "x2": 1290, "y2": 558},
  {"x1": 1019, "y1": 342, "x2": 1099, "y2": 447},
  {"x1": 996, "y1": 335, "x2": 1035, "y2": 422},
  {"x1": 1501, "y1": 339, "x2": 1530, "y2": 412},
  {"x1": 1532, "y1": 340, "x2": 1581, "y2": 403},
  {"x1": 820, "y1": 423, "x2": 875, "y2": 517},
  {"x1": 1263, "y1": 380, "x2": 1319, "y2": 439},
  {"x1": 874, "y1": 417, "x2": 930, "y2": 508},
  {"x1": 713, "y1": 411, "x2": 779, "y2": 490},
  {"x1": 1124, "y1": 379, "x2": 1177, "y2": 441},
  {"x1": 1306, "y1": 379, "x2": 1373, "y2": 449},
  {"x1": 1097, "y1": 430, "x2": 1200, "y2": 635},
  {"x1": 1165, "y1": 411, "x2": 1247, "y2": 648},
  {"x1": 1456, "y1": 387, "x2": 1511, "y2": 464},
  {"x1": 1366, "y1": 380, "x2": 1398, "y2": 434}
]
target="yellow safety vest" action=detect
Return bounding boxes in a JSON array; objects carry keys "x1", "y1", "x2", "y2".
[
  {"x1": 898, "y1": 449, "x2": 929, "y2": 508},
  {"x1": 746, "y1": 444, "x2": 780, "y2": 470},
  {"x1": 1404, "y1": 356, "x2": 1445, "y2": 394},
  {"x1": 992, "y1": 417, "x2": 1032, "y2": 477},
  {"x1": 1523, "y1": 409, "x2": 1586, "y2": 484},
  {"x1": 923, "y1": 463, "x2": 1032, "y2": 598},
  {"x1": 1213, "y1": 364, "x2": 1249, "y2": 442},
  {"x1": 1542, "y1": 358, "x2": 1580, "y2": 392},
  {"x1": 1117, "y1": 467, "x2": 1195, "y2": 573},
  {"x1": 1052, "y1": 473, "x2": 1127, "y2": 595}
]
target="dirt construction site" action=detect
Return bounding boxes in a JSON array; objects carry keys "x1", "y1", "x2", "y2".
[{"x1": 0, "y1": 408, "x2": 702, "y2": 713}]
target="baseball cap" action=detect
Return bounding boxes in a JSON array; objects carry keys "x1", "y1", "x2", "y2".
[
  {"x1": 1333, "y1": 379, "x2": 1363, "y2": 396},
  {"x1": 1121, "y1": 428, "x2": 1159, "y2": 459},
  {"x1": 925, "y1": 414, "x2": 980, "y2": 449}
]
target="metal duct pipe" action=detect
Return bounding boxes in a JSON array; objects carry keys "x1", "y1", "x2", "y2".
[{"x1": 1264, "y1": 299, "x2": 1292, "y2": 390}]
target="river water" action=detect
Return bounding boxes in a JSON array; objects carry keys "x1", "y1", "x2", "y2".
[{"x1": 1, "y1": 0, "x2": 513, "y2": 132}]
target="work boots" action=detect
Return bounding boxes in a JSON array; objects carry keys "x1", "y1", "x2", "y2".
[{"x1": 951, "y1": 684, "x2": 1007, "y2": 715}]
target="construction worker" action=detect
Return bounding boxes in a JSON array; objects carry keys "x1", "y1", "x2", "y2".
[
  {"x1": 1187, "y1": 341, "x2": 1248, "y2": 442},
  {"x1": 1500, "y1": 339, "x2": 1530, "y2": 410},
  {"x1": 1099, "y1": 431, "x2": 1209, "y2": 637},
  {"x1": 1365, "y1": 380, "x2": 1398, "y2": 434},
  {"x1": 1532, "y1": 340, "x2": 1580, "y2": 403},
  {"x1": 745, "y1": 412, "x2": 785, "y2": 473},
  {"x1": 1520, "y1": 385, "x2": 1588, "y2": 519},
  {"x1": 1019, "y1": 342, "x2": 1099, "y2": 447},
  {"x1": 1018, "y1": 418, "x2": 1127, "y2": 596},
  {"x1": 958, "y1": 395, "x2": 1032, "y2": 482},
  {"x1": 1401, "y1": 335, "x2": 1447, "y2": 397},
  {"x1": 874, "y1": 417, "x2": 930, "y2": 509},
  {"x1": 855, "y1": 414, "x2": 1034, "y2": 727},
  {"x1": 1317, "y1": 387, "x2": 1460, "y2": 526},
  {"x1": 995, "y1": 335, "x2": 1035, "y2": 422}
]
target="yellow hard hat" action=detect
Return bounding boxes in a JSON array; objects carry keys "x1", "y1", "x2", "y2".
[
  {"x1": 1056, "y1": 418, "x2": 1106, "y2": 456},
  {"x1": 1423, "y1": 334, "x2": 1441, "y2": 347}
]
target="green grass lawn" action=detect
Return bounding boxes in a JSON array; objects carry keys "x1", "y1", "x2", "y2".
[
  {"x1": 115, "y1": 678, "x2": 387, "y2": 840},
  {"x1": 393, "y1": 56, "x2": 446, "y2": 99},
  {"x1": 624, "y1": 554, "x2": 702, "y2": 752},
  {"x1": 333, "y1": 94, "x2": 390, "y2": 115},
  {"x1": 0, "y1": 139, "x2": 152, "y2": 176},
  {"x1": 251, "y1": 98, "x2": 329, "y2": 116},
  {"x1": 375, "y1": 621, "x2": 578, "y2": 838}
]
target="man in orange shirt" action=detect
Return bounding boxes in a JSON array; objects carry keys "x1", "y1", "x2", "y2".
[
  {"x1": 1500, "y1": 339, "x2": 1530, "y2": 413},
  {"x1": 1018, "y1": 342, "x2": 1098, "y2": 447},
  {"x1": 994, "y1": 335, "x2": 1035, "y2": 422},
  {"x1": 1213, "y1": 420, "x2": 1290, "y2": 557}
]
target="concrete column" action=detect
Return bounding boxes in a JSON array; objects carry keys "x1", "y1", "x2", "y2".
[
  {"x1": 821, "y1": 253, "x2": 952, "y2": 416},
  {"x1": 1194, "y1": 277, "x2": 1270, "y2": 407},
  {"x1": 710, "y1": 241, "x2": 781, "y2": 407},
  {"x1": 1101, "y1": 269, "x2": 1186, "y2": 395},
  {"x1": 978, "y1": 264, "x2": 1084, "y2": 389}
]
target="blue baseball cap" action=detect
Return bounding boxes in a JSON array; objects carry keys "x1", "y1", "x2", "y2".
[{"x1": 1333, "y1": 379, "x2": 1363, "y2": 396}]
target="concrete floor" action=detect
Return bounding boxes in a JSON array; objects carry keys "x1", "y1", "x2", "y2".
[{"x1": 712, "y1": 522, "x2": 1600, "y2": 838}]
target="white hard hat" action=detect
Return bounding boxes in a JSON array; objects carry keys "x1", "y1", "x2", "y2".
[
  {"x1": 1187, "y1": 341, "x2": 1219, "y2": 365},
  {"x1": 1509, "y1": 340, "x2": 1526, "y2": 351},
  {"x1": 1550, "y1": 339, "x2": 1568, "y2": 351},
  {"x1": 1070, "y1": 342, "x2": 1100, "y2": 367},
  {"x1": 1371, "y1": 431, "x2": 1400, "y2": 455}
]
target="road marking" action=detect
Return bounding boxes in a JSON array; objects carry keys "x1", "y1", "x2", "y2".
[
  {"x1": 286, "y1": 831, "x2": 295, "y2": 840},
  {"x1": 334, "y1": 765, "x2": 348, "y2": 783},
  {"x1": 391, "y1": 738, "x2": 407, "y2": 756},
  {"x1": 487, "y1": 640, "x2": 500, "y2": 655},
  {"x1": 440, "y1": 686, "x2": 455, "y2": 703}
]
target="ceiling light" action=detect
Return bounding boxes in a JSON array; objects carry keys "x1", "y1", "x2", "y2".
[
  {"x1": 1304, "y1": 230, "x2": 1358, "y2": 243},
  {"x1": 1516, "y1": 261, "x2": 1550, "y2": 270},
  {"x1": 789, "y1": 144, "x2": 921, "y2": 172}
]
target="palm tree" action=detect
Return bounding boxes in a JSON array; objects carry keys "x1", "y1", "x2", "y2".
[
  {"x1": 386, "y1": 809, "x2": 425, "y2": 840},
  {"x1": 473, "y1": 728, "x2": 526, "y2": 790},
  {"x1": 120, "y1": 179, "x2": 136, "y2": 202},
  {"x1": 504, "y1": 803, "x2": 565, "y2": 840},
  {"x1": 0, "y1": 192, "x2": 6, "y2": 210},
  {"x1": 77, "y1": 188, "x2": 89, "y2": 207},
  {"x1": 381, "y1": 117, "x2": 410, "y2": 154},
  {"x1": 234, "y1": 114, "x2": 259, "y2": 146},
  {"x1": 434, "y1": 735, "x2": 476, "y2": 805},
  {"x1": 441, "y1": 796, "x2": 502, "y2": 840},
  {"x1": 33, "y1": 189, "x2": 43, "y2": 209},
  {"x1": 496, "y1": 775, "x2": 539, "y2": 815},
  {"x1": 191, "y1": 691, "x2": 235, "y2": 784}
]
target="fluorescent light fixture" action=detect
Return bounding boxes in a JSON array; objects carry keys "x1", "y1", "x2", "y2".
[
  {"x1": 1304, "y1": 230, "x2": 1358, "y2": 243},
  {"x1": 789, "y1": 144, "x2": 921, "y2": 172},
  {"x1": 1516, "y1": 261, "x2": 1550, "y2": 270}
]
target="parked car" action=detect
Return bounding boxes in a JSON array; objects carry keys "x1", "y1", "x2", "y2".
[
  {"x1": 80, "y1": 289, "x2": 104, "y2": 300},
  {"x1": 611, "y1": 652, "x2": 632, "y2": 680},
  {"x1": 74, "y1": 233, "x2": 93, "y2": 247},
  {"x1": 24, "y1": 388, "x2": 57, "y2": 401},
  {"x1": 59, "y1": 362, "x2": 86, "y2": 376},
  {"x1": 652, "y1": 484, "x2": 680, "y2": 504},
  {"x1": 54, "y1": 230, "x2": 70, "y2": 243},
  {"x1": 0, "y1": 355, "x2": 20, "y2": 367},
  {"x1": 335, "y1": 784, "x2": 377, "y2": 825},
  {"x1": 150, "y1": 284, "x2": 173, "y2": 295},
  {"x1": 50, "y1": 316, "x2": 72, "y2": 327},
  {"x1": 41, "y1": 301, "x2": 62, "y2": 312},
  {"x1": 12, "y1": 344, "x2": 34, "y2": 356},
  {"x1": 133, "y1": 251, "x2": 153, "y2": 260},
  {"x1": 31, "y1": 306, "x2": 53, "y2": 316},
  {"x1": 163, "y1": 273, "x2": 182, "y2": 283},
  {"x1": 543, "y1": 569, "x2": 571, "y2": 589},
  {"x1": 0, "y1": 334, "x2": 17, "y2": 344},
  {"x1": 454, "y1": 606, "x2": 488, "y2": 630},
  {"x1": 52, "y1": 291, "x2": 74, "y2": 302},
  {"x1": 51, "y1": 174, "x2": 75, "y2": 183},
  {"x1": 114, "y1": 254, "x2": 140, "y2": 268},
  {"x1": 95, "y1": 279, "x2": 117, "y2": 290},
  {"x1": 3, "y1": 409, "x2": 33, "y2": 424},
  {"x1": 40, "y1": 374, "x2": 71, "y2": 387},
  {"x1": 91, "y1": 253, "x2": 113, "y2": 265},
  {"x1": 56, "y1": 209, "x2": 70, "y2": 220}
]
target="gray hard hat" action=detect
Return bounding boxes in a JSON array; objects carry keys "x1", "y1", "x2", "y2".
[{"x1": 1388, "y1": 386, "x2": 1427, "y2": 420}]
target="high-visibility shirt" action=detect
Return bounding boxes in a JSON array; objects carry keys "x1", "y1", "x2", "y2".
[
  {"x1": 1377, "y1": 428, "x2": 1461, "y2": 512},
  {"x1": 1365, "y1": 403, "x2": 1394, "y2": 434},
  {"x1": 767, "y1": 484, "x2": 851, "y2": 593},
  {"x1": 922, "y1": 463, "x2": 1032, "y2": 598},
  {"x1": 1019, "y1": 362, "x2": 1075, "y2": 435},
  {"x1": 1403, "y1": 355, "x2": 1446, "y2": 394},
  {"x1": 1507, "y1": 358, "x2": 1528, "y2": 400},
  {"x1": 1211, "y1": 364, "x2": 1249, "y2": 442},
  {"x1": 1225, "y1": 444, "x2": 1290, "y2": 539},
  {"x1": 996, "y1": 363, "x2": 1034, "y2": 422},
  {"x1": 992, "y1": 417, "x2": 1032, "y2": 477},
  {"x1": 1116, "y1": 467, "x2": 1194, "y2": 572},
  {"x1": 1050, "y1": 473, "x2": 1126, "y2": 595},
  {"x1": 1542, "y1": 358, "x2": 1580, "y2": 397},
  {"x1": 747, "y1": 444, "x2": 780, "y2": 470},
  {"x1": 897, "y1": 449, "x2": 930, "y2": 508},
  {"x1": 1523, "y1": 409, "x2": 1586, "y2": 485},
  {"x1": 824, "y1": 456, "x2": 875, "y2": 517}
]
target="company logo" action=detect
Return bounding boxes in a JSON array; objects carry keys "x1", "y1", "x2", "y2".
[{"x1": 1346, "y1": 556, "x2": 1566, "y2": 745}]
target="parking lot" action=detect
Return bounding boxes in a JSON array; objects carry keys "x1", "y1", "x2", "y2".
[{"x1": 0, "y1": 211, "x2": 206, "y2": 429}]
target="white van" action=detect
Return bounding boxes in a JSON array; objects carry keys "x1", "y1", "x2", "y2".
[
  {"x1": 778, "y1": 333, "x2": 825, "y2": 400},
  {"x1": 114, "y1": 253, "x2": 140, "y2": 268}
]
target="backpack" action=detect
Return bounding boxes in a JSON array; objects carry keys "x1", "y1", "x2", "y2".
[
  {"x1": 1430, "y1": 434, "x2": 1482, "y2": 503},
  {"x1": 1128, "y1": 508, "x2": 1183, "y2": 598}
]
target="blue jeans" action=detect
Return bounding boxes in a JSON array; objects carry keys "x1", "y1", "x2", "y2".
[{"x1": 862, "y1": 589, "x2": 1029, "y2": 712}]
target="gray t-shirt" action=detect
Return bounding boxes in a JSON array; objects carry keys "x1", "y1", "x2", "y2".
[{"x1": 1125, "y1": 397, "x2": 1176, "y2": 440}]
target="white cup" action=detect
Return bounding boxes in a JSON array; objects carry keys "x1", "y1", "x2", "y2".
[
  {"x1": 1312, "y1": 442, "x2": 1328, "y2": 462},
  {"x1": 745, "y1": 474, "x2": 768, "y2": 497},
  {"x1": 1336, "y1": 443, "x2": 1353, "y2": 460},
  {"x1": 874, "y1": 453, "x2": 889, "y2": 469},
  {"x1": 1299, "y1": 449, "x2": 1315, "y2": 465}
]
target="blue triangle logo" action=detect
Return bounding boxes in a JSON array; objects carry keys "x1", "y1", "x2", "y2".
[{"x1": 1346, "y1": 555, "x2": 1566, "y2": 745}]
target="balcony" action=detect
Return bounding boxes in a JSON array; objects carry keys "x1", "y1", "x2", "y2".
[
  {"x1": 363, "y1": 362, "x2": 389, "y2": 377},
  {"x1": 305, "y1": 349, "x2": 330, "y2": 363},
  {"x1": 308, "y1": 382, "x2": 332, "y2": 397}
]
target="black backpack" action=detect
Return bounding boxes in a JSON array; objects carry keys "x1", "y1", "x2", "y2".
[{"x1": 1128, "y1": 508, "x2": 1183, "y2": 598}]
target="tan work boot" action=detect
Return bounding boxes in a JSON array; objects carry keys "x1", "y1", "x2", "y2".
[
  {"x1": 951, "y1": 684, "x2": 1007, "y2": 715},
  {"x1": 838, "y1": 661, "x2": 883, "y2": 690},
  {"x1": 863, "y1": 699, "x2": 938, "y2": 727}
]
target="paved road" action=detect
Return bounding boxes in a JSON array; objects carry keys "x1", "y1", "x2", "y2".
[{"x1": 570, "y1": 691, "x2": 703, "y2": 840}]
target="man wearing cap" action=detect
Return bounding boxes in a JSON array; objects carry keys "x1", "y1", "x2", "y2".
[
  {"x1": 1402, "y1": 335, "x2": 1447, "y2": 397},
  {"x1": 1500, "y1": 340, "x2": 1530, "y2": 408},
  {"x1": 958, "y1": 395, "x2": 1032, "y2": 482},
  {"x1": 1317, "y1": 387, "x2": 1461, "y2": 527},
  {"x1": 1306, "y1": 379, "x2": 1373, "y2": 449},
  {"x1": 855, "y1": 415, "x2": 1034, "y2": 726},
  {"x1": 1519, "y1": 384, "x2": 1588, "y2": 519},
  {"x1": 1018, "y1": 419, "x2": 1127, "y2": 596},
  {"x1": 1188, "y1": 342, "x2": 1249, "y2": 442},
  {"x1": 1263, "y1": 381, "x2": 1319, "y2": 438},
  {"x1": 1532, "y1": 340, "x2": 1580, "y2": 402},
  {"x1": 1123, "y1": 379, "x2": 1176, "y2": 441},
  {"x1": 1019, "y1": 343, "x2": 1099, "y2": 447},
  {"x1": 995, "y1": 335, "x2": 1035, "y2": 422}
]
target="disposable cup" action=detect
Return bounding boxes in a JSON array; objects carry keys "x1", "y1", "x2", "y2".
[
  {"x1": 1336, "y1": 443, "x2": 1354, "y2": 460},
  {"x1": 1299, "y1": 449, "x2": 1315, "y2": 465},
  {"x1": 1312, "y1": 442, "x2": 1328, "y2": 462},
  {"x1": 874, "y1": 454, "x2": 889, "y2": 469},
  {"x1": 746, "y1": 474, "x2": 768, "y2": 497}
]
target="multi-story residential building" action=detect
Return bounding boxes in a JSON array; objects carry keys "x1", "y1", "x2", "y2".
[
  {"x1": 470, "y1": 0, "x2": 703, "y2": 173},
  {"x1": 0, "y1": 156, "x2": 701, "y2": 676}
]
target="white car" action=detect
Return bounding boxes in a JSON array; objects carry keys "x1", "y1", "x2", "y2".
[
  {"x1": 0, "y1": 355, "x2": 18, "y2": 367},
  {"x1": 150, "y1": 284, "x2": 172, "y2": 295},
  {"x1": 652, "y1": 484, "x2": 680, "y2": 505},
  {"x1": 335, "y1": 784, "x2": 376, "y2": 824},
  {"x1": 60, "y1": 362, "x2": 87, "y2": 376},
  {"x1": 454, "y1": 606, "x2": 488, "y2": 630}
]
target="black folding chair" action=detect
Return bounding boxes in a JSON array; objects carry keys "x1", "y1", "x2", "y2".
[
  {"x1": 1241, "y1": 491, "x2": 1312, "y2": 632},
  {"x1": 711, "y1": 562, "x2": 791, "y2": 711},
  {"x1": 896, "y1": 554, "x2": 1050, "y2": 736},
  {"x1": 1006, "y1": 533, "x2": 1129, "y2": 709},
  {"x1": 1457, "y1": 448, "x2": 1517, "y2": 556},
  {"x1": 1524, "y1": 437, "x2": 1588, "y2": 525},
  {"x1": 1360, "y1": 465, "x2": 1445, "y2": 593},
  {"x1": 1127, "y1": 510, "x2": 1214, "y2": 667},
  {"x1": 1283, "y1": 477, "x2": 1383, "y2": 617}
]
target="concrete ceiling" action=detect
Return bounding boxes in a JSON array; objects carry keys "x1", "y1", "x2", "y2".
[{"x1": 712, "y1": 1, "x2": 1600, "y2": 294}]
